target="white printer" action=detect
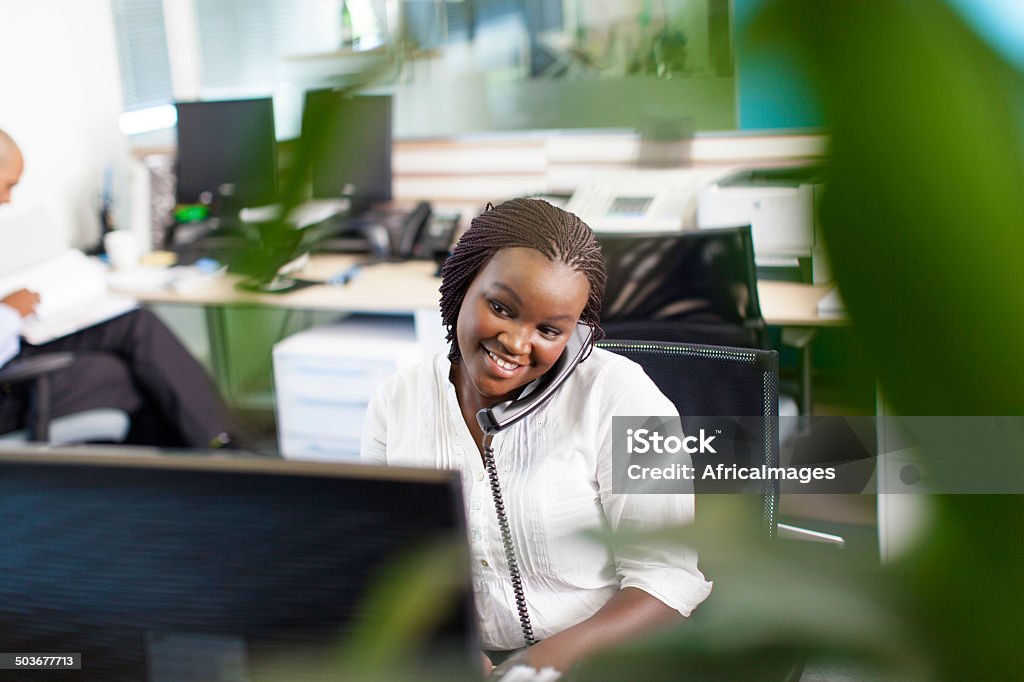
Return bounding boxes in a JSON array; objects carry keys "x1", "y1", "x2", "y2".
[
  {"x1": 273, "y1": 315, "x2": 420, "y2": 462},
  {"x1": 697, "y1": 166, "x2": 831, "y2": 283}
]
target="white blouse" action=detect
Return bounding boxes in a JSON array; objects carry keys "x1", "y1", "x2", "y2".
[{"x1": 361, "y1": 348, "x2": 712, "y2": 651}]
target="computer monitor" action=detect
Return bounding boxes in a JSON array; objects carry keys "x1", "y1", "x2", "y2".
[
  {"x1": 302, "y1": 90, "x2": 392, "y2": 214},
  {"x1": 598, "y1": 226, "x2": 765, "y2": 348},
  {"x1": 0, "y1": 450, "x2": 478, "y2": 679},
  {"x1": 175, "y1": 98, "x2": 278, "y2": 210}
]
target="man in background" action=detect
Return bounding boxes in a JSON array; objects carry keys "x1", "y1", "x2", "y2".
[{"x1": 0, "y1": 128, "x2": 237, "y2": 447}]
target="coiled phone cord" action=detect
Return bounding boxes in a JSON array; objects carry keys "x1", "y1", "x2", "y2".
[{"x1": 481, "y1": 431, "x2": 536, "y2": 647}]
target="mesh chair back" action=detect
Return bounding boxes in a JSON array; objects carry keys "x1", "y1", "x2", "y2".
[
  {"x1": 598, "y1": 340, "x2": 780, "y2": 537},
  {"x1": 598, "y1": 226, "x2": 766, "y2": 348}
]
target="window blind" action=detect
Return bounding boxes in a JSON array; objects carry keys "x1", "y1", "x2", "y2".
[
  {"x1": 195, "y1": 0, "x2": 339, "y2": 94},
  {"x1": 110, "y1": 0, "x2": 175, "y2": 111}
]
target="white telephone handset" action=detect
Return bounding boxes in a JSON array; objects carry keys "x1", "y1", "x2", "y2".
[{"x1": 565, "y1": 168, "x2": 732, "y2": 232}]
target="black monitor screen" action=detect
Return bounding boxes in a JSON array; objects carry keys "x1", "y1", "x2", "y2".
[
  {"x1": 175, "y1": 98, "x2": 278, "y2": 207},
  {"x1": 598, "y1": 227, "x2": 763, "y2": 348},
  {"x1": 0, "y1": 451, "x2": 476, "y2": 679},
  {"x1": 303, "y1": 91, "x2": 392, "y2": 209}
]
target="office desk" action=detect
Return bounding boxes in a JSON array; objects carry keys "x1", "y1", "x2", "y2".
[
  {"x1": 757, "y1": 281, "x2": 845, "y2": 327},
  {"x1": 113, "y1": 256, "x2": 845, "y2": 409},
  {"x1": 122, "y1": 255, "x2": 841, "y2": 323},
  {"x1": 123, "y1": 256, "x2": 442, "y2": 313}
]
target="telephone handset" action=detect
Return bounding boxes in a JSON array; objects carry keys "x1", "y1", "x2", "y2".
[
  {"x1": 394, "y1": 201, "x2": 432, "y2": 259},
  {"x1": 476, "y1": 323, "x2": 594, "y2": 434},
  {"x1": 396, "y1": 201, "x2": 458, "y2": 262},
  {"x1": 474, "y1": 322, "x2": 594, "y2": 649}
]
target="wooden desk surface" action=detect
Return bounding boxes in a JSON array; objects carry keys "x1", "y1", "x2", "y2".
[
  {"x1": 757, "y1": 281, "x2": 846, "y2": 327},
  {"x1": 116, "y1": 255, "x2": 845, "y2": 327},
  {"x1": 121, "y1": 255, "x2": 441, "y2": 313}
]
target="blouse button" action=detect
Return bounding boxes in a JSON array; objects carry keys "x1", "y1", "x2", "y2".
[
  {"x1": 476, "y1": 473, "x2": 484, "y2": 481},
  {"x1": 472, "y1": 501, "x2": 481, "y2": 510},
  {"x1": 472, "y1": 530, "x2": 482, "y2": 541},
  {"x1": 481, "y1": 559, "x2": 489, "y2": 567}
]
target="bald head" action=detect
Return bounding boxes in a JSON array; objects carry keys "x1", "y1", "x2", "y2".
[{"x1": 0, "y1": 129, "x2": 24, "y2": 204}]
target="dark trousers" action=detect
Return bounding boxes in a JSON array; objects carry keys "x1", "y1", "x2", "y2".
[{"x1": 0, "y1": 308, "x2": 233, "y2": 447}]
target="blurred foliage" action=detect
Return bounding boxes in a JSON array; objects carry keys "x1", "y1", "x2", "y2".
[
  {"x1": 226, "y1": 56, "x2": 398, "y2": 286},
  {"x1": 577, "y1": 496, "x2": 929, "y2": 680},
  {"x1": 728, "y1": 0, "x2": 1022, "y2": 679},
  {"x1": 331, "y1": 537, "x2": 471, "y2": 677},
  {"x1": 253, "y1": 537, "x2": 477, "y2": 682},
  {"x1": 761, "y1": 0, "x2": 1024, "y2": 419}
]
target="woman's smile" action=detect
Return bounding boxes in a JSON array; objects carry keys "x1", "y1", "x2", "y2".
[{"x1": 483, "y1": 345, "x2": 526, "y2": 375}]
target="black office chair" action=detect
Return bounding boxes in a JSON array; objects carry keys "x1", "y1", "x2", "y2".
[
  {"x1": 0, "y1": 352, "x2": 129, "y2": 444},
  {"x1": 596, "y1": 339, "x2": 849, "y2": 681},
  {"x1": 598, "y1": 339, "x2": 780, "y2": 537},
  {"x1": 598, "y1": 226, "x2": 810, "y2": 423},
  {"x1": 598, "y1": 227, "x2": 766, "y2": 349}
]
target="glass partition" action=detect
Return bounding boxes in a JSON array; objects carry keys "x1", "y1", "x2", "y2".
[
  {"x1": 113, "y1": 0, "x2": 740, "y2": 139},
  {"x1": 391, "y1": 0, "x2": 735, "y2": 137}
]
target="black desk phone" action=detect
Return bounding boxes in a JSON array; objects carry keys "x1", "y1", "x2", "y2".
[
  {"x1": 314, "y1": 201, "x2": 457, "y2": 262},
  {"x1": 167, "y1": 202, "x2": 457, "y2": 266}
]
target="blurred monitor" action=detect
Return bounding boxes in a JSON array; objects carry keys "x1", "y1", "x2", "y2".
[
  {"x1": 598, "y1": 226, "x2": 764, "y2": 348},
  {"x1": 175, "y1": 98, "x2": 278, "y2": 209},
  {"x1": 0, "y1": 450, "x2": 477, "y2": 679},
  {"x1": 303, "y1": 91, "x2": 392, "y2": 214}
]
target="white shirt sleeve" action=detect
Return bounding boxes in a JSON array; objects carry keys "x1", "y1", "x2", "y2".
[
  {"x1": 0, "y1": 303, "x2": 23, "y2": 368},
  {"x1": 594, "y1": 358, "x2": 713, "y2": 617}
]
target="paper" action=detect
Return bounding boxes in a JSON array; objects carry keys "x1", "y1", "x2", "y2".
[
  {"x1": 20, "y1": 295, "x2": 138, "y2": 345},
  {"x1": 106, "y1": 263, "x2": 226, "y2": 295},
  {"x1": 0, "y1": 249, "x2": 139, "y2": 345}
]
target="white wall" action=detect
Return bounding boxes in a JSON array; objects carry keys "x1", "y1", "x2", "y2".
[{"x1": 0, "y1": 0, "x2": 132, "y2": 249}]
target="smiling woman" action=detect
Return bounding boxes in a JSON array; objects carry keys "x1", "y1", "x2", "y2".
[
  {"x1": 451, "y1": 247, "x2": 590, "y2": 418},
  {"x1": 361, "y1": 198, "x2": 711, "y2": 676}
]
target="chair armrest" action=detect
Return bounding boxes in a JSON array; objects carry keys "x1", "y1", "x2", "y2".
[
  {"x1": 0, "y1": 352, "x2": 77, "y2": 442},
  {"x1": 0, "y1": 352, "x2": 76, "y2": 384}
]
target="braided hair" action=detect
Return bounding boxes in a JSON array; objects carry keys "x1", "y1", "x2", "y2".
[{"x1": 439, "y1": 198, "x2": 606, "y2": 361}]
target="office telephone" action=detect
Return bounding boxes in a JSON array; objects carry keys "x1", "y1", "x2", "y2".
[
  {"x1": 475, "y1": 322, "x2": 595, "y2": 648},
  {"x1": 313, "y1": 201, "x2": 457, "y2": 262},
  {"x1": 565, "y1": 169, "x2": 730, "y2": 232}
]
